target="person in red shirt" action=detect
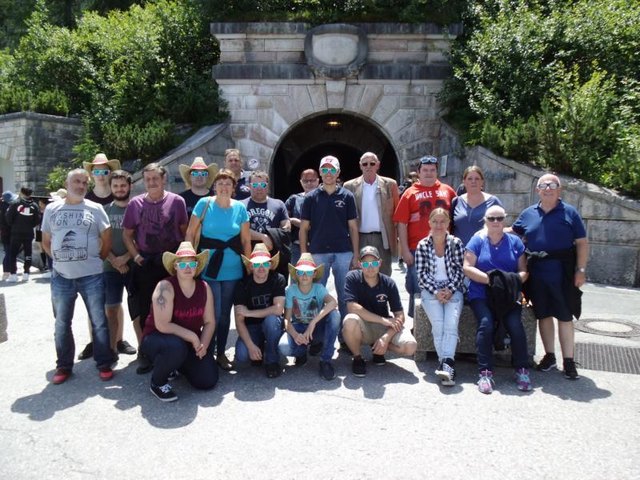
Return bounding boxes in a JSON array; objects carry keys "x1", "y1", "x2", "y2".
[{"x1": 393, "y1": 156, "x2": 457, "y2": 317}]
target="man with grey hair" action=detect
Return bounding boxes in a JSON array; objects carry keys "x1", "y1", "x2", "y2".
[
  {"x1": 41, "y1": 168, "x2": 114, "y2": 384},
  {"x1": 511, "y1": 173, "x2": 589, "y2": 380},
  {"x1": 343, "y1": 152, "x2": 399, "y2": 276}
]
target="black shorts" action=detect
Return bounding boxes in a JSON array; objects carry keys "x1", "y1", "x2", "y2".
[{"x1": 527, "y1": 277, "x2": 573, "y2": 322}]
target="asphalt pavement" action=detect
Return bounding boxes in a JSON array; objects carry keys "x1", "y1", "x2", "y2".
[{"x1": 1, "y1": 260, "x2": 639, "y2": 479}]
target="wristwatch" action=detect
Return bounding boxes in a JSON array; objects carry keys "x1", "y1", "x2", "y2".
[{"x1": 576, "y1": 267, "x2": 586, "y2": 273}]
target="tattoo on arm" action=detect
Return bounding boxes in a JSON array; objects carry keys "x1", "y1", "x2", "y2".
[{"x1": 156, "y1": 282, "x2": 169, "y2": 310}]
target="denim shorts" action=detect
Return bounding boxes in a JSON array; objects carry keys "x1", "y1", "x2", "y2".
[{"x1": 103, "y1": 270, "x2": 131, "y2": 307}]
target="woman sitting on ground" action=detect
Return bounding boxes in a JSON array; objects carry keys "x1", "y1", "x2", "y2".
[
  {"x1": 463, "y1": 205, "x2": 530, "y2": 394},
  {"x1": 140, "y1": 242, "x2": 218, "y2": 402}
]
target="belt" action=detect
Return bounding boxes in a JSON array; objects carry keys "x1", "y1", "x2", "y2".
[{"x1": 360, "y1": 231, "x2": 381, "y2": 235}]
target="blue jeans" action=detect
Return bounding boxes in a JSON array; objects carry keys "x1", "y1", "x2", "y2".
[
  {"x1": 313, "y1": 252, "x2": 353, "y2": 320},
  {"x1": 279, "y1": 309, "x2": 340, "y2": 362},
  {"x1": 421, "y1": 290, "x2": 463, "y2": 361},
  {"x1": 406, "y1": 250, "x2": 419, "y2": 317},
  {"x1": 470, "y1": 298, "x2": 528, "y2": 371},
  {"x1": 206, "y1": 279, "x2": 239, "y2": 357},
  {"x1": 51, "y1": 272, "x2": 113, "y2": 370},
  {"x1": 141, "y1": 331, "x2": 218, "y2": 389},
  {"x1": 235, "y1": 315, "x2": 283, "y2": 364}
]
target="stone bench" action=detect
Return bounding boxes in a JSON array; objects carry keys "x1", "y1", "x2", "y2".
[{"x1": 413, "y1": 302, "x2": 537, "y2": 365}]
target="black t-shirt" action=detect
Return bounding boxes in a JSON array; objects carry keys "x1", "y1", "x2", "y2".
[
  {"x1": 85, "y1": 190, "x2": 113, "y2": 206},
  {"x1": 344, "y1": 269, "x2": 403, "y2": 318},
  {"x1": 233, "y1": 271, "x2": 286, "y2": 325},
  {"x1": 179, "y1": 189, "x2": 211, "y2": 217}
]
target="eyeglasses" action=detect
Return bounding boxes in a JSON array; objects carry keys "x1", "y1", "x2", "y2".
[
  {"x1": 252, "y1": 261, "x2": 271, "y2": 268},
  {"x1": 360, "y1": 162, "x2": 377, "y2": 167},
  {"x1": 191, "y1": 170, "x2": 209, "y2": 177},
  {"x1": 537, "y1": 182, "x2": 560, "y2": 190},
  {"x1": 92, "y1": 169, "x2": 110, "y2": 176},
  {"x1": 250, "y1": 182, "x2": 267, "y2": 189},
  {"x1": 320, "y1": 167, "x2": 338, "y2": 175},
  {"x1": 176, "y1": 261, "x2": 198, "y2": 269},
  {"x1": 360, "y1": 260, "x2": 381, "y2": 268},
  {"x1": 485, "y1": 216, "x2": 505, "y2": 222},
  {"x1": 419, "y1": 156, "x2": 438, "y2": 164},
  {"x1": 296, "y1": 269, "x2": 315, "y2": 277}
]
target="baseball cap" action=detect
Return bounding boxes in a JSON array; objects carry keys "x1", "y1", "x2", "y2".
[
  {"x1": 319, "y1": 156, "x2": 340, "y2": 170},
  {"x1": 359, "y1": 246, "x2": 381, "y2": 260}
]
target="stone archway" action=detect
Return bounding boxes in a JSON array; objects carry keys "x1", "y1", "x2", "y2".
[{"x1": 271, "y1": 112, "x2": 399, "y2": 200}]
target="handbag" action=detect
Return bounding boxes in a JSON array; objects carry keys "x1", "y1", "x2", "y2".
[{"x1": 193, "y1": 196, "x2": 213, "y2": 251}]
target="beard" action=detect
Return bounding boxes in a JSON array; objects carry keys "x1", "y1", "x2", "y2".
[{"x1": 113, "y1": 191, "x2": 130, "y2": 201}]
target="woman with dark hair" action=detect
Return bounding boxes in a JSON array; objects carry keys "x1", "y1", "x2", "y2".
[{"x1": 186, "y1": 169, "x2": 252, "y2": 371}]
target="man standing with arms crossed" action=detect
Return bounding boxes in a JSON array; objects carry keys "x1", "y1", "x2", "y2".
[{"x1": 42, "y1": 168, "x2": 114, "y2": 384}]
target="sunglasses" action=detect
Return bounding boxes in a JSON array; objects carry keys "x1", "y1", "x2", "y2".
[
  {"x1": 191, "y1": 170, "x2": 209, "y2": 177},
  {"x1": 252, "y1": 261, "x2": 271, "y2": 268},
  {"x1": 360, "y1": 260, "x2": 381, "y2": 268},
  {"x1": 176, "y1": 261, "x2": 198, "y2": 269},
  {"x1": 537, "y1": 182, "x2": 560, "y2": 190},
  {"x1": 296, "y1": 269, "x2": 315, "y2": 277},
  {"x1": 320, "y1": 167, "x2": 338, "y2": 175},
  {"x1": 92, "y1": 169, "x2": 110, "y2": 176},
  {"x1": 485, "y1": 216, "x2": 505, "y2": 222},
  {"x1": 301, "y1": 178, "x2": 318, "y2": 183},
  {"x1": 360, "y1": 162, "x2": 377, "y2": 167},
  {"x1": 250, "y1": 182, "x2": 267, "y2": 189},
  {"x1": 419, "y1": 156, "x2": 438, "y2": 164}
]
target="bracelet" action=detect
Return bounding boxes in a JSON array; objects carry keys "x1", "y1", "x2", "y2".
[{"x1": 134, "y1": 254, "x2": 142, "y2": 262}]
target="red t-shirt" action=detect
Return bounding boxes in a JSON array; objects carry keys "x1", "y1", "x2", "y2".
[{"x1": 392, "y1": 180, "x2": 456, "y2": 250}]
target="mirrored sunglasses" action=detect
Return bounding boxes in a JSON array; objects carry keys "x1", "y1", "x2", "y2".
[
  {"x1": 176, "y1": 261, "x2": 198, "y2": 269},
  {"x1": 252, "y1": 261, "x2": 271, "y2": 268},
  {"x1": 537, "y1": 182, "x2": 559, "y2": 190},
  {"x1": 296, "y1": 269, "x2": 315, "y2": 277},
  {"x1": 485, "y1": 216, "x2": 505, "y2": 222},
  {"x1": 361, "y1": 260, "x2": 381, "y2": 268},
  {"x1": 320, "y1": 167, "x2": 337, "y2": 175},
  {"x1": 92, "y1": 169, "x2": 110, "y2": 176},
  {"x1": 191, "y1": 170, "x2": 209, "y2": 177},
  {"x1": 419, "y1": 156, "x2": 438, "y2": 164},
  {"x1": 250, "y1": 182, "x2": 267, "y2": 188}
]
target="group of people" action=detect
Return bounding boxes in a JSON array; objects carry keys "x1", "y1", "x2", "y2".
[{"x1": 20, "y1": 147, "x2": 588, "y2": 402}]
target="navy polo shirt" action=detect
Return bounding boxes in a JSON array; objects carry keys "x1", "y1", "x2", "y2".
[
  {"x1": 301, "y1": 185, "x2": 357, "y2": 253},
  {"x1": 511, "y1": 199, "x2": 586, "y2": 280},
  {"x1": 344, "y1": 270, "x2": 403, "y2": 318}
]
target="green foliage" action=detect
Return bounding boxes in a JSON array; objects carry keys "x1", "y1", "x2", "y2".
[
  {"x1": 102, "y1": 119, "x2": 175, "y2": 162},
  {"x1": 443, "y1": 0, "x2": 640, "y2": 197},
  {"x1": 45, "y1": 163, "x2": 73, "y2": 192}
]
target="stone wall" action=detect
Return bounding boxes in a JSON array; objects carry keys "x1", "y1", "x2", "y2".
[
  {"x1": 0, "y1": 112, "x2": 81, "y2": 195},
  {"x1": 459, "y1": 146, "x2": 640, "y2": 287}
]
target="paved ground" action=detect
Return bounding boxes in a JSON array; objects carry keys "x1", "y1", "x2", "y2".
[{"x1": 1, "y1": 260, "x2": 639, "y2": 479}]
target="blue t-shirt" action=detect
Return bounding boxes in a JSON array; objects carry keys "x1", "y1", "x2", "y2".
[
  {"x1": 301, "y1": 186, "x2": 358, "y2": 253},
  {"x1": 285, "y1": 282, "x2": 329, "y2": 324},
  {"x1": 242, "y1": 197, "x2": 289, "y2": 233},
  {"x1": 465, "y1": 232, "x2": 525, "y2": 301},
  {"x1": 344, "y1": 269, "x2": 403, "y2": 318},
  {"x1": 452, "y1": 194, "x2": 503, "y2": 246},
  {"x1": 193, "y1": 198, "x2": 249, "y2": 281},
  {"x1": 511, "y1": 200, "x2": 586, "y2": 280}
]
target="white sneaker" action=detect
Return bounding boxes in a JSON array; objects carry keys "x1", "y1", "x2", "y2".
[
  {"x1": 8, "y1": 274, "x2": 18, "y2": 282},
  {"x1": 1, "y1": 272, "x2": 9, "y2": 281},
  {"x1": 22, "y1": 273, "x2": 29, "y2": 281},
  {"x1": 41, "y1": 271, "x2": 51, "y2": 279}
]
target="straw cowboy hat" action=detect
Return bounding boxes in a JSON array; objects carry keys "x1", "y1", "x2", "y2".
[
  {"x1": 83, "y1": 153, "x2": 121, "y2": 173},
  {"x1": 179, "y1": 156, "x2": 219, "y2": 189},
  {"x1": 288, "y1": 253, "x2": 325, "y2": 282},
  {"x1": 162, "y1": 241, "x2": 209, "y2": 277},
  {"x1": 241, "y1": 243, "x2": 280, "y2": 274}
]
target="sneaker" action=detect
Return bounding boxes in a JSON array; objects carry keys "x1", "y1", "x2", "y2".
[
  {"x1": 352, "y1": 356, "x2": 366, "y2": 377},
  {"x1": 8, "y1": 274, "x2": 18, "y2": 282},
  {"x1": 563, "y1": 358, "x2": 580, "y2": 380},
  {"x1": 309, "y1": 342, "x2": 322, "y2": 356},
  {"x1": 295, "y1": 353, "x2": 308, "y2": 367},
  {"x1": 52, "y1": 368, "x2": 71, "y2": 385},
  {"x1": 22, "y1": 273, "x2": 29, "y2": 281},
  {"x1": 41, "y1": 271, "x2": 51, "y2": 279},
  {"x1": 136, "y1": 353, "x2": 153, "y2": 374},
  {"x1": 478, "y1": 370, "x2": 495, "y2": 394},
  {"x1": 217, "y1": 353, "x2": 233, "y2": 371},
  {"x1": 536, "y1": 353, "x2": 557, "y2": 372},
  {"x1": 319, "y1": 361, "x2": 336, "y2": 380},
  {"x1": 116, "y1": 340, "x2": 137, "y2": 355},
  {"x1": 78, "y1": 342, "x2": 93, "y2": 360},
  {"x1": 265, "y1": 363, "x2": 281, "y2": 378},
  {"x1": 150, "y1": 382, "x2": 178, "y2": 402},
  {"x1": 515, "y1": 367, "x2": 533, "y2": 391},
  {"x1": 372, "y1": 354, "x2": 386, "y2": 366},
  {"x1": 98, "y1": 367, "x2": 114, "y2": 381},
  {"x1": 1, "y1": 272, "x2": 9, "y2": 281},
  {"x1": 436, "y1": 358, "x2": 456, "y2": 386}
]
